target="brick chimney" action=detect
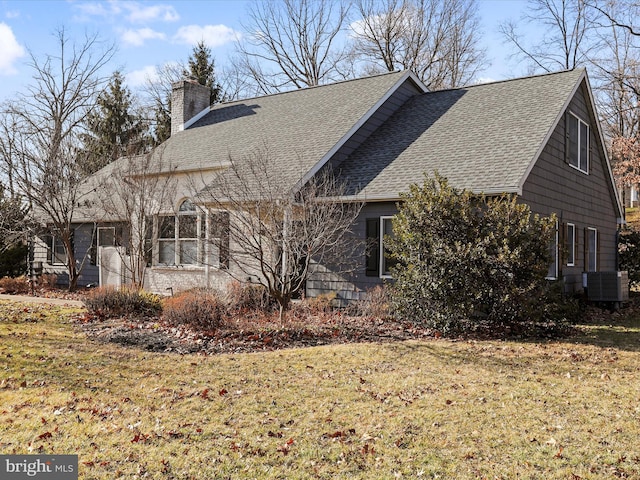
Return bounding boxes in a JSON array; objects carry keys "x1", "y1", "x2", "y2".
[{"x1": 171, "y1": 79, "x2": 210, "y2": 135}]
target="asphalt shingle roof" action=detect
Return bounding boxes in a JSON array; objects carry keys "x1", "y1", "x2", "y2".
[
  {"x1": 337, "y1": 68, "x2": 585, "y2": 198},
  {"x1": 148, "y1": 70, "x2": 411, "y2": 199}
]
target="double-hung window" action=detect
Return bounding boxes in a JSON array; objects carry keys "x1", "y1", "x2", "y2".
[
  {"x1": 50, "y1": 236, "x2": 67, "y2": 265},
  {"x1": 568, "y1": 112, "x2": 589, "y2": 173},
  {"x1": 158, "y1": 200, "x2": 198, "y2": 266},
  {"x1": 155, "y1": 200, "x2": 229, "y2": 268}
]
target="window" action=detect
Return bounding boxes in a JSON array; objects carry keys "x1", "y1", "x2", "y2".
[
  {"x1": 365, "y1": 216, "x2": 397, "y2": 277},
  {"x1": 178, "y1": 200, "x2": 198, "y2": 265},
  {"x1": 95, "y1": 227, "x2": 116, "y2": 266},
  {"x1": 158, "y1": 215, "x2": 177, "y2": 265},
  {"x1": 50, "y1": 236, "x2": 67, "y2": 265},
  {"x1": 566, "y1": 223, "x2": 575, "y2": 266},
  {"x1": 587, "y1": 227, "x2": 597, "y2": 272},
  {"x1": 568, "y1": 112, "x2": 589, "y2": 173},
  {"x1": 154, "y1": 200, "x2": 229, "y2": 268}
]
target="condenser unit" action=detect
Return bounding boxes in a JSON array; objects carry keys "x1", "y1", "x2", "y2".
[{"x1": 586, "y1": 271, "x2": 629, "y2": 304}]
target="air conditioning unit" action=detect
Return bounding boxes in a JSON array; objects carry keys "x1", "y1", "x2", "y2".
[{"x1": 586, "y1": 271, "x2": 629, "y2": 303}]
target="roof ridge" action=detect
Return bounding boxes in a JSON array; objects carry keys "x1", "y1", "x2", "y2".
[
  {"x1": 211, "y1": 70, "x2": 407, "y2": 108},
  {"x1": 424, "y1": 68, "x2": 585, "y2": 95}
]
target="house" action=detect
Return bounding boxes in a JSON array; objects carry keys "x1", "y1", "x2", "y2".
[{"x1": 36, "y1": 68, "x2": 623, "y2": 301}]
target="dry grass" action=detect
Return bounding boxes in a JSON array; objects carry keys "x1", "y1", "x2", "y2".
[
  {"x1": 626, "y1": 207, "x2": 640, "y2": 230},
  {"x1": 1, "y1": 299, "x2": 640, "y2": 479}
]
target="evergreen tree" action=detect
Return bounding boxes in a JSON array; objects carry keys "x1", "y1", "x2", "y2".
[
  {"x1": 184, "y1": 40, "x2": 222, "y2": 105},
  {"x1": 153, "y1": 95, "x2": 172, "y2": 145},
  {"x1": 81, "y1": 71, "x2": 150, "y2": 174},
  {"x1": 150, "y1": 42, "x2": 222, "y2": 146}
]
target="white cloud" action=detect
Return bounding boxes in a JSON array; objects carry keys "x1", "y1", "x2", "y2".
[
  {"x1": 121, "y1": 27, "x2": 166, "y2": 47},
  {"x1": 125, "y1": 65, "x2": 159, "y2": 88},
  {"x1": 123, "y1": 3, "x2": 179, "y2": 23},
  {"x1": 0, "y1": 23, "x2": 25, "y2": 75},
  {"x1": 73, "y1": 1, "x2": 179, "y2": 24},
  {"x1": 173, "y1": 24, "x2": 240, "y2": 48},
  {"x1": 5, "y1": 10, "x2": 20, "y2": 19},
  {"x1": 73, "y1": 2, "x2": 117, "y2": 20}
]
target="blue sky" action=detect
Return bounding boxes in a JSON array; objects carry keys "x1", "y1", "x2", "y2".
[{"x1": 0, "y1": 0, "x2": 530, "y2": 102}]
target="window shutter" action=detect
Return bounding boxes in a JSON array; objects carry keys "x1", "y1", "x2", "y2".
[
  {"x1": 574, "y1": 225, "x2": 579, "y2": 267},
  {"x1": 584, "y1": 227, "x2": 588, "y2": 271},
  {"x1": 115, "y1": 224, "x2": 124, "y2": 247},
  {"x1": 596, "y1": 229, "x2": 600, "y2": 272},
  {"x1": 564, "y1": 113, "x2": 570, "y2": 165},
  {"x1": 558, "y1": 223, "x2": 565, "y2": 270},
  {"x1": 210, "y1": 212, "x2": 230, "y2": 269},
  {"x1": 589, "y1": 136, "x2": 594, "y2": 175},
  {"x1": 45, "y1": 234, "x2": 53, "y2": 264},
  {"x1": 90, "y1": 227, "x2": 97, "y2": 266},
  {"x1": 219, "y1": 213, "x2": 230, "y2": 269},
  {"x1": 365, "y1": 218, "x2": 380, "y2": 277}
]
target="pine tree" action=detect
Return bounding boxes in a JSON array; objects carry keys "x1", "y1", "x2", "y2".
[
  {"x1": 184, "y1": 40, "x2": 222, "y2": 105},
  {"x1": 153, "y1": 95, "x2": 172, "y2": 145},
  {"x1": 151, "y1": 42, "x2": 223, "y2": 145},
  {"x1": 81, "y1": 71, "x2": 150, "y2": 174}
]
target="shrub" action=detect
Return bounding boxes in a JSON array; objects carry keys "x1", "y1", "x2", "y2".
[
  {"x1": 389, "y1": 174, "x2": 557, "y2": 336},
  {"x1": 305, "y1": 292, "x2": 337, "y2": 314},
  {"x1": 225, "y1": 281, "x2": 275, "y2": 313},
  {"x1": 0, "y1": 243, "x2": 28, "y2": 278},
  {"x1": 163, "y1": 289, "x2": 226, "y2": 330},
  {"x1": 39, "y1": 274, "x2": 58, "y2": 289},
  {"x1": 0, "y1": 276, "x2": 30, "y2": 294},
  {"x1": 84, "y1": 287, "x2": 163, "y2": 319},
  {"x1": 618, "y1": 226, "x2": 640, "y2": 288},
  {"x1": 346, "y1": 285, "x2": 391, "y2": 318}
]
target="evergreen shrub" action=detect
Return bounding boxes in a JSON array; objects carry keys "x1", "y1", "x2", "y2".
[{"x1": 388, "y1": 174, "x2": 566, "y2": 335}]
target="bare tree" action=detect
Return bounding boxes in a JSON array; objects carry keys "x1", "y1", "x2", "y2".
[
  {"x1": 350, "y1": 0, "x2": 487, "y2": 89},
  {"x1": 589, "y1": 0, "x2": 640, "y2": 99},
  {"x1": 500, "y1": 0, "x2": 599, "y2": 73},
  {"x1": 142, "y1": 62, "x2": 185, "y2": 144},
  {"x1": 90, "y1": 147, "x2": 176, "y2": 289},
  {"x1": 3, "y1": 28, "x2": 115, "y2": 290},
  {"x1": 592, "y1": 21, "x2": 640, "y2": 139},
  {"x1": 589, "y1": 0, "x2": 640, "y2": 37},
  {"x1": 199, "y1": 144, "x2": 363, "y2": 316},
  {"x1": 232, "y1": 0, "x2": 352, "y2": 95}
]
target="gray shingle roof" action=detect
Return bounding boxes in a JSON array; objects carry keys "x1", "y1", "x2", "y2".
[
  {"x1": 148, "y1": 70, "x2": 412, "y2": 199},
  {"x1": 337, "y1": 69, "x2": 585, "y2": 199}
]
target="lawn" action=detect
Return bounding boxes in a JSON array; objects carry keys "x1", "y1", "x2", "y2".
[{"x1": 1, "y1": 299, "x2": 640, "y2": 479}]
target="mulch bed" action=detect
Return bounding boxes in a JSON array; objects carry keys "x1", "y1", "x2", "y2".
[
  {"x1": 4, "y1": 286, "x2": 632, "y2": 355},
  {"x1": 77, "y1": 313, "x2": 435, "y2": 355}
]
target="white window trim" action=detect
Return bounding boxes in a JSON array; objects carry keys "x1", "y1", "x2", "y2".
[
  {"x1": 50, "y1": 236, "x2": 67, "y2": 266},
  {"x1": 177, "y1": 208, "x2": 200, "y2": 266},
  {"x1": 380, "y1": 216, "x2": 394, "y2": 278},
  {"x1": 566, "y1": 223, "x2": 575, "y2": 267},
  {"x1": 587, "y1": 227, "x2": 597, "y2": 272},
  {"x1": 568, "y1": 112, "x2": 589, "y2": 174},
  {"x1": 154, "y1": 205, "x2": 229, "y2": 269}
]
